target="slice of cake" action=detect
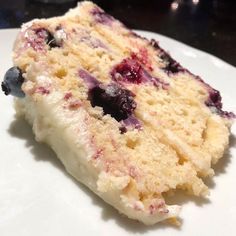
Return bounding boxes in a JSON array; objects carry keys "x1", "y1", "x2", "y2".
[{"x1": 1, "y1": 1, "x2": 234, "y2": 225}]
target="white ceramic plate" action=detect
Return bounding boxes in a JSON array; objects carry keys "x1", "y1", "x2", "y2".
[{"x1": 0, "y1": 29, "x2": 235, "y2": 236}]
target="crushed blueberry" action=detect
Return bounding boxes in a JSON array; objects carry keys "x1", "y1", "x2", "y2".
[
  {"x1": 205, "y1": 88, "x2": 222, "y2": 109},
  {"x1": 34, "y1": 28, "x2": 59, "y2": 49},
  {"x1": 205, "y1": 88, "x2": 235, "y2": 118},
  {"x1": 91, "y1": 7, "x2": 114, "y2": 25},
  {"x1": 1, "y1": 67, "x2": 25, "y2": 97},
  {"x1": 220, "y1": 111, "x2": 236, "y2": 119},
  {"x1": 150, "y1": 39, "x2": 184, "y2": 74},
  {"x1": 89, "y1": 83, "x2": 136, "y2": 121},
  {"x1": 111, "y1": 58, "x2": 168, "y2": 88}
]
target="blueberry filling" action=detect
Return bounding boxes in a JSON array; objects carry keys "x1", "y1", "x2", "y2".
[
  {"x1": 1, "y1": 67, "x2": 25, "y2": 97},
  {"x1": 111, "y1": 58, "x2": 168, "y2": 88},
  {"x1": 89, "y1": 83, "x2": 136, "y2": 121},
  {"x1": 150, "y1": 39, "x2": 184, "y2": 74},
  {"x1": 35, "y1": 28, "x2": 59, "y2": 48}
]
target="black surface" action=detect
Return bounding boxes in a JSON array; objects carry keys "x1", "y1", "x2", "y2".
[{"x1": 0, "y1": 0, "x2": 235, "y2": 66}]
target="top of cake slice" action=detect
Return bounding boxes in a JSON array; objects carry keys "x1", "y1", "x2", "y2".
[{"x1": 2, "y1": 1, "x2": 234, "y2": 225}]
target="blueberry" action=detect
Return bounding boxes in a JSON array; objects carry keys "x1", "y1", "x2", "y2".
[
  {"x1": 89, "y1": 83, "x2": 136, "y2": 121},
  {"x1": 1, "y1": 67, "x2": 25, "y2": 97}
]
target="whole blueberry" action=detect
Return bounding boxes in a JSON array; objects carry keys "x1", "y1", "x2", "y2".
[{"x1": 1, "y1": 67, "x2": 25, "y2": 97}]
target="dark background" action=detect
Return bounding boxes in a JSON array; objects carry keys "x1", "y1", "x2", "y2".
[{"x1": 0, "y1": 0, "x2": 235, "y2": 66}]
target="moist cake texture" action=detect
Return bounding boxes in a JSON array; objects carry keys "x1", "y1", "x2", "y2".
[{"x1": 1, "y1": 1, "x2": 235, "y2": 225}]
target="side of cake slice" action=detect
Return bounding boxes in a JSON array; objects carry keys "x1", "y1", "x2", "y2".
[{"x1": 1, "y1": 1, "x2": 234, "y2": 225}]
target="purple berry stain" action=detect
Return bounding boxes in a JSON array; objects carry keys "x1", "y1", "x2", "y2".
[
  {"x1": 91, "y1": 7, "x2": 114, "y2": 25},
  {"x1": 29, "y1": 28, "x2": 60, "y2": 51},
  {"x1": 122, "y1": 115, "x2": 142, "y2": 129},
  {"x1": 79, "y1": 69, "x2": 99, "y2": 89},
  {"x1": 205, "y1": 87, "x2": 235, "y2": 118},
  {"x1": 89, "y1": 83, "x2": 137, "y2": 122}
]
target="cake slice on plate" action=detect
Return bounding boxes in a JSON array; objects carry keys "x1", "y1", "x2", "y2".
[{"x1": 1, "y1": 1, "x2": 234, "y2": 225}]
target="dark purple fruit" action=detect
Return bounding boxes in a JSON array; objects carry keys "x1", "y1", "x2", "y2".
[
  {"x1": 89, "y1": 83, "x2": 136, "y2": 121},
  {"x1": 1, "y1": 67, "x2": 25, "y2": 97}
]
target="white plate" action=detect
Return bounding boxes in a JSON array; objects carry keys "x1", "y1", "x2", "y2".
[{"x1": 0, "y1": 29, "x2": 235, "y2": 236}]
